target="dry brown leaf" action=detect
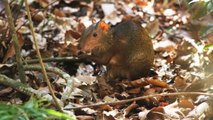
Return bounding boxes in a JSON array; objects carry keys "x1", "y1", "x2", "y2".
[
  {"x1": 159, "y1": 102, "x2": 169, "y2": 107},
  {"x1": 65, "y1": 29, "x2": 81, "y2": 40},
  {"x1": 135, "y1": 0, "x2": 148, "y2": 7},
  {"x1": 124, "y1": 102, "x2": 139, "y2": 116},
  {"x1": 53, "y1": 8, "x2": 66, "y2": 17},
  {"x1": 126, "y1": 87, "x2": 141, "y2": 94},
  {"x1": 31, "y1": 8, "x2": 45, "y2": 22},
  {"x1": 124, "y1": 79, "x2": 148, "y2": 88},
  {"x1": 145, "y1": 78, "x2": 169, "y2": 88},
  {"x1": 147, "y1": 107, "x2": 165, "y2": 120},
  {"x1": 174, "y1": 76, "x2": 187, "y2": 89},
  {"x1": 166, "y1": 55, "x2": 174, "y2": 63},
  {"x1": 103, "y1": 109, "x2": 119, "y2": 119},
  {"x1": 77, "y1": 22, "x2": 86, "y2": 33},
  {"x1": 3, "y1": 32, "x2": 25, "y2": 63},
  {"x1": 178, "y1": 99, "x2": 194, "y2": 109},
  {"x1": 143, "y1": 88, "x2": 161, "y2": 106},
  {"x1": 76, "y1": 115, "x2": 94, "y2": 120},
  {"x1": 37, "y1": 0, "x2": 49, "y2": 8},
  {"x1": 144, "y1": 88, "x2": 156, "y2": 95},
  {"x1": 58, "y1": 43, "x2": 78, "y2": 56},
  {"x1": 186, "y1": 74, "x2": 213, "y2": 92},
  {"x1": 0, "y1": 87, "x2": 13, "y2": 96},
  {"x1": 97, "y1": 104, "x2": 113, "y2": 111}
]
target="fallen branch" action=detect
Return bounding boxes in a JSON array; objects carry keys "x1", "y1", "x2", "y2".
[
  {"x1": 66, "y1": 92, "x2": 213, "y2": 110},
  {"x1": 24, "y1": 65, "x2": 75, "y2": 101},
  {"x1": 25, "y1": 57, "x2": 81, "y2": 64},
  {"x1": 24, "y1": 0, "x2": 62, "y2": 111},
  {"x1": 0, "y1": 74, "x2": 61, "y2": 104},
  {"x1": 3, "y1": 0, "x2": 26, "y2": 83},
  {"x1": 0, "y1": 74, "x2": 42, "y2": 97}
]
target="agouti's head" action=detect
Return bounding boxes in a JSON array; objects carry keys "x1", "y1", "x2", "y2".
[{"x1": 78, "y1": 20, "x2": 113, "y2": 58}]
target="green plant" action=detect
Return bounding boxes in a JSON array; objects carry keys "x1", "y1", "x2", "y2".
[{"x1": 0, "y1": 98, "x2": 75, "y2": 120}]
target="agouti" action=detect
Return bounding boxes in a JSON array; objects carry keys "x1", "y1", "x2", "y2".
[{"x1": 78, "y1": 20, "x2": 154, "y2": 80}]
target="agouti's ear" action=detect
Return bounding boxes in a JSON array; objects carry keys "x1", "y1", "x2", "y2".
[{"x1": 98, "y1": 20, "x2": 109, "y2": 31}]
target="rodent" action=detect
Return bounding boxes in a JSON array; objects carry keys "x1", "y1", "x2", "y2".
[{"x1": 78, "y1": 20, "x2": 154, "y2": 80}]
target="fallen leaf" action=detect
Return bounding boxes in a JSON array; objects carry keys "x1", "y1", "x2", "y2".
[
  {"x1": 82, "y1": 108, "x2": 96, "y2": 114},
  {"x1": 77, "y1": 22, "x2": 86, "y2": 33},
  {"x1": 103, "y1": 109, "x2": 119, "y2": 118},
  {"x1": 145, "y1": 78, "x2": 169, "y2": 88},
  {"x1": 187, "y1": 102, "x2": 210, "y2": 118},
  {"x1": 135, "y1": 0, "x2": 148, "y2": 7},
  {"x1": 0, "y1": 64, "x2": 14, "y2": 68},
  {"x1": 126, "y1": 87, "x2": 141, "y2": 94},
  {"x1": 31, "y1": 8, "x2": 45, "y2": 22},
  {"x1": 76, "y1": 115, "x2": 94, "y2": 120},
  {"x1": 178, "y1": 99, "x2": 194, "y2": 109},
  {"x1": 58, "y1": 43, "x2": 78, "y2": 56},
  {"x1": 97, "y1": 104, "x2": 113, "y2": 111},
  {"x1": 174, "y1": 76, "x2": 187, "y2": 89},
  {"x1": 65, "y1": 29, "x2": 81, "y2": 40},
  {"x1": 0, "y1": 87, "x2": 13, "y2": 96},
  {"x1": 37, "y1": 0, "x2": 49, "y2": 8},
  {"x1": 138, "y1": 109, "x2": 150, "y2": 120},
  {"x1": 124, "y1": 102, "x2": 139, "y2": 116},
  {"x1": 54, "y1": 8, "x2": 66, "y2": 17},
  {"x1": 101, "y1": 3, "x2": 116, "y2": 16},
  {"x1": 3, "y1": 32, "x2": 25, "y2": 63},
  {"x1": 163, "y1": 101, "x2": 182, "y2": 119},
  {"x1": 124, "y1": 79, "x2": 148, "y2": 88},
  {"x1": 147, "y1": 107, "x2": 165, "y2": 120},
  {"x1": 144, "y1": 88, "x2": 156, "y2": 96}
]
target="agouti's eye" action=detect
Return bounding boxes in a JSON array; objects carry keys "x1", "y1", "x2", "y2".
[{"x1": 93, "y1": 33, "x2": 97, "y2": 37}]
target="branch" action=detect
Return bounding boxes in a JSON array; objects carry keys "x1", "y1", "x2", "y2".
[
  {"x1": 24, "y1": 0, "x2": 62, "y2": 111},
  {"x1": 66, "y1": 92, "x2": 213, "y2": 110},
  {"x1": 0, "y1": 74, "x2": 61, "y2": 103},
  {"x1": 24, "y1": 65, "x2": 74, "y2": 101},
  {"x1": 25, "y1": 57, "x2": 81, "y2": 64},
  {"x1": 0, "y1": 74, "x2": 41, "y2": 97},
  {"x1": 3, "y1": 0, "x2": 26, "y2": 83}
]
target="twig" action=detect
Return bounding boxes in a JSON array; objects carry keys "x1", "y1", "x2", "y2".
[
  {"x1": 0, "y1": 74, "x2": 41, "y2": 97},
  {"x1": 67, "y1": 92, "x2": 213, "y2": 110},
  {"x1": 0, "y1": 74, "x2": 60, "y2": 103},
  {"x1": 24, "y1": 65, "x2": 72, "y2": 82},
  {"x1": 24, "y1": 0, "x2": 62, "y2": 112},
  {"x1": 24, "y1": 65, "x2": 74, "y2": 101},
  {"x1": 3, "y1": 0, "x2": 26, "y2": 83},
  {"x1": 25, "y1": 57, "x2": 81, "y2": 64}
]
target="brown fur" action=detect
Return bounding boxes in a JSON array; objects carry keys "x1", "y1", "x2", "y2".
[{"x1": 78, "y1": 20, "x2": 154, "y2": 80}]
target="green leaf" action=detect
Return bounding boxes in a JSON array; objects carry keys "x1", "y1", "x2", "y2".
[
  {"x1": 206, "y1": 1, "x2": 213, "y2": 12},
  {"x1": 45, "y1": 109, "x2": 75, "y2": 120},
  {"x1": 204, "y1": 44, "x2": 213, "y2": 50}
]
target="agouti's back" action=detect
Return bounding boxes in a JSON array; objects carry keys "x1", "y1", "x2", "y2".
[{"x1": 78, "y1": 20, "x2": 154, "y2": 80}]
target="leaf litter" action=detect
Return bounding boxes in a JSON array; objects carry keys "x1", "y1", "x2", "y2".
[{"x1": 0, "y1": 0, "x2": 213, "y2": 119}]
